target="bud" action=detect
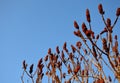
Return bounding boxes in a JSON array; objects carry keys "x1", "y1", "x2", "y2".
[
  {"x1": 98, "y1": 4, "x2": 104, "y2": 15},
  {"x1": 116, "y1": 8, "x2": 120, "y2": 16},
  {"x1": 86, "y1": 9, "x2": 91, "y2": 22},
  {"x1": 74, "y1": 21, "x2": 79, "y2": 29}
]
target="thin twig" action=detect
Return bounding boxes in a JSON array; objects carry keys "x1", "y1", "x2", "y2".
[
  {"x1": 112, "y1": 16, "x2": 119, "y2": 29},
  {"x1": 21, "y1": 71, "x2": 24, "y2": 83}
]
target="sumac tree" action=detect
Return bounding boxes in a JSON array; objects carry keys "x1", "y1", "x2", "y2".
[{"x1": 21, "y1": 4, "x2": 120, "y2": 83}]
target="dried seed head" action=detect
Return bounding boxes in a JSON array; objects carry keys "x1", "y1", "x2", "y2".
[
  {"x1": 85, "y1": 30, "x2": 90, "y2": 36},
  {"x1": 112, "y1": 46, "x2": 118, "y2": 53},
  {"x1": 74, "y1": 31, "x2": 78, "y2": 37},
  {"x1": 63, "y1": 42, "x2": 67, "y2": 50},
  {"x1": 69, "y1": 53, "x2": 73, "y2": 60},
  {"x1": 82, "y1": 22, "x2": 87, "y2": 33},
  {"x1": 85, "y1": 30, "x2": 94, "y2": 37},
  {"x1": 38, "y1": 58, "x2": 43, "y2": 65},
  {"x1": 56, "y1": 46, "x2": 60, "y2": 54},
  {"x1": 116, "y1": 8, "x2": 120, "y2": 16},
  {"x1": 49, "y1": 54, "x2": 54, "y2": 61},
  {"x1": 102, "y1": 38, "x2": 109, "y2": 52},
  {"x1": 44, "y1": 55, "x2": 48, "y2": 61},
  {"x1": 23, "y1": 60, "x2": 27, "y2": 70},
  {"x1": 74, "y1": 30, "x2": 82, "y2": 37},
  {"x1": 102, "y1": 38, "x2": 107, "y2": 44},
  {"x1": 57, "y1": 61, "x2": 62, "y2": 68},
  {"x1": 86, "y1": 9, "x2": 91, "y2": 22},
  {"x1": 76, "y1": 41, "x2": 82, "y2": 49},
  {"x1": 67, "y1": 64, "x2": 72, "y2": 74},
  {"x1": 71, "y1": 45, "x2": 76, "y2": 53},
  {"x1": 29, "y1": 64, "x2": 34, "y2": 74},
  {"x1": 38, "y1": 58, "x2": 44, "y2": 71},
  {"x1": 74, "y1": 64, "x2": 80, "y2": 74},
  {"x1": 61, "y1": 51, "x2": 65, "y2": 61},
  {"x1": 48, "y1": 48, "x2": 51, "y2": 55},
  {"x1": 74, "y1": 21, "x2": 79, "y2": 29},
  {"x1": 98, "y1": 4, "x2": 104, "y2": 15},
  {"x1": 53, "y1": 55, "x2": 58, "y2": 63},
  {"x1": 107, "y1": 18, "x2": 111, "y2": 27},
  {"x1": 63, "y1": 42, "x2": 68, "y2": 52}
]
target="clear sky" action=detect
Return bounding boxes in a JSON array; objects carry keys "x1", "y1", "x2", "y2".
[{"x1": 0, "y1": 0, "x2": 120, "y2": 83}]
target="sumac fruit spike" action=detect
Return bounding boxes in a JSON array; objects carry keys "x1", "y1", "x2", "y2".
[
  {"x1": 74, "y1": 21, "x2": 79, "y2": 29},
  {"x1": 44, "y1": 55, "x2": 48, "y2": 61},
  {"x1": 56, "y1": 46, "x2": 60, "y2": 54},
  {"x1": 48, "y1": 48, "x2": 51, "y2": 55},
  {"x1": 98, "y1": 4, "x2": 104, "y2": 15},
  {"x1": 116, "y1": 8, "x2": 120, "y2": 16},
  {"x1": 29, "y1": 64, "x2": 34, "y2": 74},
  {"x1": 23, "y1": 60, "x2": 27, "y2": 70},
  {"x1": 61, "y1": 50, "x2": 65, "y2": 61},
  {"x1": 86, "y1": 9, "x2": 91, "y2": 22},
  {"x1": 76, "y1": 41, "x2": 82, "y2": 49},
  {"x1": 74, "y1": 64, "x2": 80, "y2": 74},
  {"x1": 71, "y1": 45, "x2": 76, "y2": 53},
  {"x1": 82, "y1": 22, "x2": 87, "y2": 33},
  {"x1": 63, "y1": 42, "x2": 68, "y2": 52}
]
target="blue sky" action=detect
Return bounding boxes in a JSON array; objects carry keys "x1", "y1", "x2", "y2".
[{"x1": 0, "y1": 0, "x2": 120, "y2": 83}]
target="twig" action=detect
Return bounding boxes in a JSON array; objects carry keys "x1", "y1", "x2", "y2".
[
  {"x1": 21, "y1": 71, "x2": 24, "y2": 83},
  {"x1": 112, "y1": 16, "x2": 119, "y2": 29}
]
